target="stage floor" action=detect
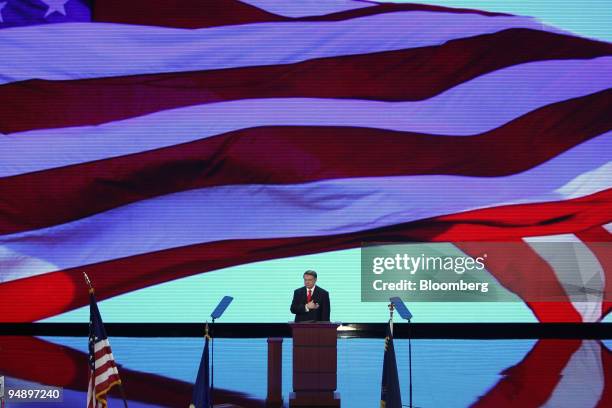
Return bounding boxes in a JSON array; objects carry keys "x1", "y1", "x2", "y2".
[{"x1": 1, "y1": 336, "x2": 610, "y2": 407}]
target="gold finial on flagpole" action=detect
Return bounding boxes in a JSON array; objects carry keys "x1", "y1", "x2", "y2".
[
  {"x1": 388, "y1": 302, "x2": 395, "y2": 336},
  {"x1": 83, "y1": 272, "x2": 94, "y2": 294}
]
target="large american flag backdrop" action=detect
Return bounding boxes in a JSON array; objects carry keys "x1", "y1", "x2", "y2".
[{"x1": 0, "y1": 0, "x2": 610, "y2": 323}]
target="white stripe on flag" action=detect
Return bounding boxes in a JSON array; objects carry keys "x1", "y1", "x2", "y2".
[
  {"x1": 1, "y1": 133, "x2": 610, "y2": 283},
  {"x1": 0, "y1": 13, "x2": 558, "y2": 85},
  {"x1": 95, "y1": 353, "x2": 117, "y2": 369}
]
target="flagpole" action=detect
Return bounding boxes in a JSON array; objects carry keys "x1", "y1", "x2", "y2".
[
  {"x1": 83, "y1": 272, "x2": 93, "y2": 292},
  {"x1": 210, "y1": 317, "x2": 215, "y2": 408},
  {"x1": 388, "y1": 302, "x2": 394, "y2": 334},
  {"x1": 117, "y1": 384, "x2": 130, "y2": 408},
  {"x1": 83, "y1": 273, "x2": 129, "y2": 408},
  {"x1": 408, "y1": 316, "x2": 413, "y2": 408}
]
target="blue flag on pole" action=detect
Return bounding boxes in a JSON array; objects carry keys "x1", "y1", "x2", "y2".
[
  {"x1": 190, "y1": 324, "x2": 211, "y2": 408},
  {"x1": 380, "y1": 321, "x2": 402, "y2": 408}
]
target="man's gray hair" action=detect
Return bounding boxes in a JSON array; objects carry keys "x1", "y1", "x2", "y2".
[{"x1": 303, "y1": 270, "x2": 318, "y2": 279}]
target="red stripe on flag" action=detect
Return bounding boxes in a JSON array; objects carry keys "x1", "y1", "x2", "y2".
[
  {"x1": 93, "y1": 0, "x2": 285, "y2": 28},
  {"x1": 94, "y1": 346, "x2": 116, "y2": 361},
  {"x1": 575, "y1": 226, "x2": 612, "y2": 320},
  {"x1": 92, "y1": 0, "x2": 508, "y2": 29},
  {"x1": 297, "y1": 2, "x2": 511, "y2": 19}
]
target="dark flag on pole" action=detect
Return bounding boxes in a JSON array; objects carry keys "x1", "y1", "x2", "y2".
[
  {"x1": 86, "y1": 284, "x2": 123, "y2": 408},
  {"x1": 190, "y1": 324, "x2": 211, "y2": 408},
  {"x1": 380, "y1": 321, "x2": 402, "y2": 408}
]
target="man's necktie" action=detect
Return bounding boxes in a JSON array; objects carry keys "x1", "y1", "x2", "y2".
[{"x1": 307, "y1": 289, "x2": 312, "y2": 303}]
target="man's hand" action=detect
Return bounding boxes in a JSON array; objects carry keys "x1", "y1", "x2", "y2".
[{"x1": 306, "y1": 301, "x2": 319, "y2": 310}]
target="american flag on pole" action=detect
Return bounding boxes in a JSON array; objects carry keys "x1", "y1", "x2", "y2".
[
  {"x1": 380, "y1": 320, "x2": 402, "y2": 408},
  {"x1": 190, "y1": 324, "x2": 212, "y2": 408},
  {"x1": 87, "y1": 286, "x2": 122, "y2": 408},
  {"x1": 0, "y1": 0, "x2": 611, "y2": 323}
]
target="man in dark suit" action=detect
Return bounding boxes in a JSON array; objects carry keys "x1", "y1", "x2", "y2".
[{"x1": 290, "y1": 270, "x2": 330, "y2": 322}]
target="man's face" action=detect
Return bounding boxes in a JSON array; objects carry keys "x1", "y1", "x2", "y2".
[{"x1": 303, "y1": 274, "x2": 316, "y2": 289}]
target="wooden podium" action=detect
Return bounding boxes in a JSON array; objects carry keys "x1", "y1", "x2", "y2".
[{"x1": 289, "y1": 322, "x2": 341, "y2": 407}]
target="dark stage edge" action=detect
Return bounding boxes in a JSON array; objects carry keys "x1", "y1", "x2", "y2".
[{"x1": 0, "y1": 323, "x2": 610, "y2": 339}]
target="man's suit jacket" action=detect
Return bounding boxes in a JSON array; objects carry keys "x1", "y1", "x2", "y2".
[{"x1": 290, "y1": 286, "x2": 330, "y2": 322}]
